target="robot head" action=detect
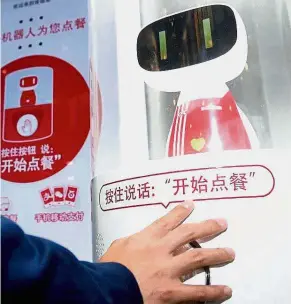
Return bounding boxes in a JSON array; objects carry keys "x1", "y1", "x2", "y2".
[
  {"x1": 20, "y1": 76, "x2": 38, "y2": 89},
  {"x1": 136, "y1": 4, "x2": 248, "y2": 92}
]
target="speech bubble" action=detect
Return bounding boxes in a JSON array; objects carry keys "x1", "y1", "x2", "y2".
[{"x1": 99, "y1": 165, "x2": 275, "y2": 211}]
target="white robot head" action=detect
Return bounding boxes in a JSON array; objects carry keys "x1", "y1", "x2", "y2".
[
  {"x1": 136, "y1": 3, "x2": 248, "y2": 92},
  {"x1": 136, "y1": 4, "x2": 259, "y2": 154}
]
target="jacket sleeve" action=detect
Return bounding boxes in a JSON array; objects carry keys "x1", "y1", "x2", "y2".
[{"x1": 1, "y1": 216, "x2": 143, "y2": 304}]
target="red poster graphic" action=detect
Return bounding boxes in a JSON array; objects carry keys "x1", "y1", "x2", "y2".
[
  {"x1": 1, "y1": 55, "x2": 90, "y2": 183},
  {"x1": 40, "y1": 188, "x2": 54, "y2": 208},
  {"x1": 65, "y1": 186, "x2": 78, "y2": 205},
  {"x1": 53, "y1": 187, "x2": 65, "y2": 203}
]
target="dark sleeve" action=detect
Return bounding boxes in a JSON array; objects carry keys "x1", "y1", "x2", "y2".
[{"x1": 1, "y1": 216, "x2": 143, "y2": 304}]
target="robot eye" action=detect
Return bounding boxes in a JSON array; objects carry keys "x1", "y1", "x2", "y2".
[{"x1": 137, "y1": 4, "x2": 237, "y2": 72}]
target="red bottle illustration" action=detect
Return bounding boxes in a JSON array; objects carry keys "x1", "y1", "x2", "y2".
[
  {"x1": 166, "y1": 84, "x2": 259, "y2": 157},
  {"x1": 20, "y1": 76, "x2": 37, "y2": 106},
  {"x1": 2, "y1": 67, "x2": 53, "y2": 143}
]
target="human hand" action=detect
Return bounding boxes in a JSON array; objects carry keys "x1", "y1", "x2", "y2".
[{"x1": 100, "y1": 201, "x2": 235, "y2": 303}]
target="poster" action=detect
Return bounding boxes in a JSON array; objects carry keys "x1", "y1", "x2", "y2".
[
  {"x1": 1, "y1": 0, "x2": 94, "y2": 261},
  {"x1": 92, "y1": 0, "x2": 291, "y2": 303}
]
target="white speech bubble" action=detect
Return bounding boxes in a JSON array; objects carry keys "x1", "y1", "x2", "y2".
[{"x1": 99, "y1": 165, "x2": 275, "y2": 211}]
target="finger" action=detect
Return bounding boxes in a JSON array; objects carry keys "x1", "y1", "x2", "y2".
[
  {"x1": 176, "y1": 245, "x2": 205, "y2": 282},
  {"x1": 164, "y1": 219, "x2": 227, "y2": 252},
  {"x1": 144, "y1": 201, "x2": 194, "y2": 237},
  {"x1": 197, "y1": 229, "x2": 225, "y2": 244},
  {"x1": 180, "y1": 268, "x2": 204, "y2": 283},
  {"x1": 159, "y1": 285, "x2": 232, "y2": 303},
  {"x1": 173, "y1": 244, "x2": 191, "y2": 256},
  {"x1": 172, "y1": 248, "x2": 235, "y2": 277},
  {"x1": 174, "y1": 245, "x2": 196, "y2": 283}
]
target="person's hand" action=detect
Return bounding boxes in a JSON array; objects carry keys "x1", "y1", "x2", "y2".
[{"x1": 100, "y1": 201, "x2": 235, "y2": 303}]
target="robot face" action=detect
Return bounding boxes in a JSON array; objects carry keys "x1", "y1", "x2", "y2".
[
  {"x1": 20, "y1": 76, "x2": 38, "y2": 88},
  {"x1": 137, "y1": 5, "x2": 237, "y2": 72},
  {"x1": 136, "y1": 4, "x2": 248, "y2": 91}
]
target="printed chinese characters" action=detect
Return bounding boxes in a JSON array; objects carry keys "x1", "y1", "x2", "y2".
[
  {"x1": 171, "y1": 172, "x2": 253, "y2": 196},
  {"x1": 99, "y1": 165, "x2": 274, "y2": 211},
  {"x1": 34, "y1": 212, "x2": 84, "y2": 223},
  {"x1": 13, "y1": 0, "x2": 51, "y2": 10},
  {"x1": 1, "y1": 144, "x2": 62, "y2": 174},
  {"x1": 105, "y1": 182, "x2": 156, "y2": 205},
  {"x1": 34, "y1": 185, "x2": 83, "y2": 224},
  {"x1": 1, "y1": 17, "x2": 86, "y2": 43}
]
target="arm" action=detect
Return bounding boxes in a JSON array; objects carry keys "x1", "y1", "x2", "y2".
[{"x1": 1, "y1": 216, "x2": 143, "y2": 304}]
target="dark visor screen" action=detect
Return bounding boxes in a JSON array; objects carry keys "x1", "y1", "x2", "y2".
[{"x1": 137, "y1": 5, "x2": 237, "y2": 71}]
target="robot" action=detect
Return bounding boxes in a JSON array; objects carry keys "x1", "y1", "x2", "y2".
[
  {"x1": 2, "y1": 67, "x2": 54, "y2": 143},
  {"x1": 137, "y1": 4, "x2": 259, "y2": 157}
]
